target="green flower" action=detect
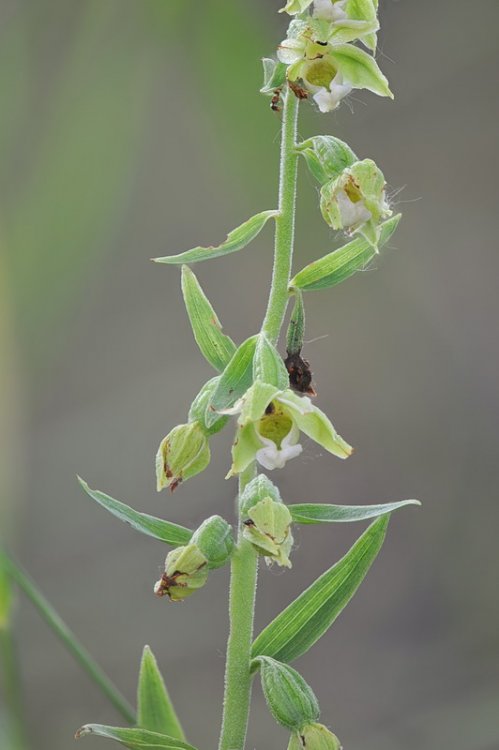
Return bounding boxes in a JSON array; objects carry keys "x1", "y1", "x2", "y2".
[
  {"x1": 155, "y1": 421, "x2": 210, "y2": 492},
  {"x1": 223, "y1": 380, "x2": 352, "y2": 477},
  {"x1": 243, "y1": 497, "x2": 294, "y2": 568},
  {"x1": 320, "y1": 158, "x2": 391, "y2": 246},
  {"x1": 154, "y1": 544, "x2": 208, "y2": 602}
]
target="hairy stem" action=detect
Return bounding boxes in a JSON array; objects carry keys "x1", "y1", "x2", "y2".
[
  {"x1": 218, "y1": 464, "x2": 258, "y2": 750},
  {"x1": 3, "y1": 553, "x2": 136, "y2": 724},
  {"x1": 219, "y1": 88, "x2": 301, "y2": 750},
  {"x1": 262, "y1": 88, "x2": 300, "y2": 344}
]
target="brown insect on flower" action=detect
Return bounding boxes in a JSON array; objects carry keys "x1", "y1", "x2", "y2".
[{"x1": 271, "y1": 87, "x2": 283, "y2": 112}]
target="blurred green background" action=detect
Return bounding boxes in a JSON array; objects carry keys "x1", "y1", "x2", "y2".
[{"x1": 1, "y1": 0, "x2": 499, "y2": 748}]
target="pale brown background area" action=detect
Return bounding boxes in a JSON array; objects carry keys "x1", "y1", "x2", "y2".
[{"x1": 1, "y1": 1, "x2": 499, "y2": 748}]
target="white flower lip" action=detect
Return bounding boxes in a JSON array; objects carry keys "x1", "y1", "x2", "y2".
[
  {"x1": 336, "y1": 189, "x2": 372, "y2": 227},
  {"x1": 311, "y1": 72, "x2": 353, "y2": 113},
  {"x1": 255, "y1": 424, "x2": 303, "y2": 471},
  {"x1": 313, "y1": 0, "x2": 348, "y2": 22}
]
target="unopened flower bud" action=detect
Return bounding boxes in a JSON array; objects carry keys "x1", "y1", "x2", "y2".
[
  {"x1": 288, "y1": 724, "x2": 342, "y2": 750},
  {"x1": 239, "y1": 474, "x2": 282, "y2": 515},
  {"x1": 154, "y1": 544, "x2": 208, "y2": 602},
  {"x1": 320, "y1": 159, "x2": 391, "y2": 247},
  {"x1": 243, "y1": 496, "x2": 293, "y2": 568},
  {"x1": 256, "y1": 656, "x2": 320, "y2": 731},
  {"x1": 188, "y1": 377, "x2": 229, "y2": 436},
  {"x1": 156, "y1": 422, "x2": 210, "y2": 492},
  {"x1": 191, "y1": 516, "x2": 234, "y2": 569}
]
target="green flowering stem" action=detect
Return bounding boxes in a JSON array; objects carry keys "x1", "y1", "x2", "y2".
[
  {"x1": 3, "y1": 552, "x2": 136, "y2": 725},
  {"x1": 262, "y1": 88, "x2": 300, "y2": 344},
  {"x1": 218, "y1": 465, "x2": 258, "y2": 750}
]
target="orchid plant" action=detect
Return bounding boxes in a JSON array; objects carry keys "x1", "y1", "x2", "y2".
[{"x1": 1, "y1": 3, "x2": 419, "y2": 749}]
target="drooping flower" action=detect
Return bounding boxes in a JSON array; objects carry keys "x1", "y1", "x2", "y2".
[
  {"x1": 320, "y1": 158, "x2": 391, "y2": 246},
  {"x1": 242, "y1": 497, "x2": 294, "y2": 568},
  {"x1": 223, "y1": 381, "x2": 352, "y2": 477}
]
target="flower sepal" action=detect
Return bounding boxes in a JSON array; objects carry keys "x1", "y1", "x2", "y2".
[
  {"x1": 243, "y1": 497, "x2": 294, "y2": 568},
  {"x1": 156, "y1": 422, "x2": 210, "y2": 492}
]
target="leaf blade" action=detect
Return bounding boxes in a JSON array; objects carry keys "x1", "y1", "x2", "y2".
[
  {"x1": 78, "y1": 478, "x2": 192, "y2": 546},
  {"x1": 290, "y1": 214, "x2": 401, "y2": 292},
  {"x1": 181, "y1": 266, "x2": 236, "y2": 372},
  {"x1": 75, "y1": 725, "x2": 197, "y2": 750},
  {"x1": 251, "y1": 516, "x2": 389, "y2": 663},
  {"x1": 153, "y1": 210, "x2": 278, "y2": 265},
  {"x1": 137, "y1": 646, "x2": 185, "y2": 740},
  {"x1": 289, "y1": 499, "x2": 420, "y2": 524}
]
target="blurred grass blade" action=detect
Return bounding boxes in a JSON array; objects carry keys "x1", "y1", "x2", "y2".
[
  {"x1": 0, "y1": 553, "x2": 14, "y2": 631},
  {"x1": 181, "y1": 266, "x2": 236, "y2": 372},
  {"x1": 78, "y1": 478, "x2": 192, "y2": 546},
  {"x1": 289, "y1": 499, "x2": 420, "y2": 524},
  {"x1": 75, "y1": 725, "x2": 197, "y2": 750},
  {"x1": 251, "y1": 516, "x2": 389, "y2": 663},
  {"x1": 206, "y1": 335, "x2": 258, "y2": 427},
  {"x1": 2, "y1": 551, "x2": 135, "y2": 724},
  {"x1": 153, "y1": 210, "x2": 278, "y2": 265},
  {"x1": 0, "y1": 551, "x2": 26, "y2": 750},
  {"x1": 137, "y1": 646, "x2": 185, "y2": 740},
  {"x1": 290, "y1": 214, "x2": 401, "y2": 292}
]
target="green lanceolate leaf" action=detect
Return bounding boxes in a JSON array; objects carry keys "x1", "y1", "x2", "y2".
[
  {"x1": 328, "y1": 45, "x2": 393, "y2": 98},
  {"x1": 251, "y1": 516, "x2": 389, "y2": 663},
  {"x1": 261, "y1": 58, "x2": 287, "y2": 95},
  {"x1": 206, "y1": 335, "x2": 258, "y2": 426},
  {"x1": 253, "y1": 333, "x2": 289, "y2": 389},
  {"x1": 254, "y1": 656, "x2": 320, "y2": 731},
  {"x1": 181, "y1": 266, "x2": 236, "y2": 372},
  {"x1": 78, "y1": 478, "x2": 192, "y2": 546},
  {"x1": 75, "y1": 725, "x2": 197, "y2": 750},
  {"x1": 296, "y1": 136, "x2": 357, "y2": 184},
  {"x1": 290, "y1": 214, "x2": 401, "y2": 292},
  {"x1": 289, "y1": 499, "x2": 420, "y2": 524},
  {"x1": 137, "y1": 646, "x2": 185, "y2": 739},
  {"x1": 153, "y1": 210, "x2": 278, "y2": 265}
]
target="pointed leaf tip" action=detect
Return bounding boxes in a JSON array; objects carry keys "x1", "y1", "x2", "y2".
[
  {"x1": 153, "y1": 210, "x2": 278, "y2": 265},
  {"x1": 181, "y1": 265, "x2": 236, "y2": 372},
  {"x1": 78, "y1": 478, "x2": 192, "y2": 546}
]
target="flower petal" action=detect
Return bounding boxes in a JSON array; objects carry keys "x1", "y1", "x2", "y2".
[{"x1": 278, "y1": 391, "x2": 353, "y2": 459}]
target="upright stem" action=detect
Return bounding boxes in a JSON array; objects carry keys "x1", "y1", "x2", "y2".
[
  {"x1": 262, "y1": 89, "x2": 300, "y2": 344},
  {"x1": 218, "y1": 465, "x2": 258, "y2": 750},
  {"x1": 219, "y1": 89, "x2": 301, "y2": 750}
]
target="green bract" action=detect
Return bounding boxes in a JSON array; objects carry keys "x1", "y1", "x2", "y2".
[
  {"x1": 239, "y1": 473, "x2": 283, "y2": 514},
  {"x1": 188, "y1": 377, "x2": 229, "y2": 436},
  {"x1": 242, "y1": 497, "x2": 294, "y2": 568},
  {"x1": 290, "y1": 214, "x2": 401, "y2": 291},
  {"x1": 156, "y1": 422, "x2": 210, "y2": 492},
  {"x1": 181, "y1": 266, "x2": 236, "y2": 373}
]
